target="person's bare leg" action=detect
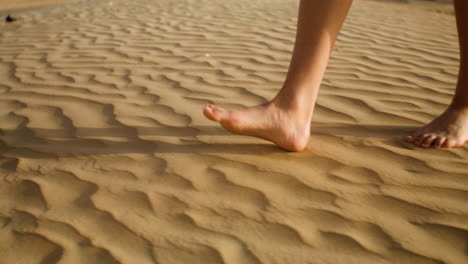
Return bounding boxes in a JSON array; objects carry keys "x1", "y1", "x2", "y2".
[
  {"x1": 405, "y1": 0, "x2": 468, "y2": 148},
  {"x1": 203, "y1": 0, "x2": 352, "y2": 151}
]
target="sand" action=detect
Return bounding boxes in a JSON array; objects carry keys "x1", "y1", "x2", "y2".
[
  {"x1": 0, "y1": 0, "x2": 467, "y2": 263},
  {"x1": 0, "y1": 0, "x2": 78, "y2": 12}
]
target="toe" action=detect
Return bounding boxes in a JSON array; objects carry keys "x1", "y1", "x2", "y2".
[
  {"x1": 433, "y1": 136, "x2": 446, "y2": 148},
  {"x1": 421, "y1": 135, "x2": 437, "y2": 148},
  {"x1": 414, "y1": 134, "x2": 429, "y2": 146},
  {"x1": 203, "y1": 105, "x2": 217, "y2": 121},
  {"x1": 443, "y1": 138, "x2": 457, "y2": 148},
  {"x1": 404, "y1": 135, "x2": 415, "y2": 143},
  {"x1": 405, "y1": 130, "x2": 423, "y2": 143},
  {"x1": 203, "y1": 104, "x2": 226, "y2": 122}
]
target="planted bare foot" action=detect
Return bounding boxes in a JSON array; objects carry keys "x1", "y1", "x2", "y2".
[
  {"x1": 405, "y1": 105, "x2": 468, "y2": 148},
  {"x1": 203, "y1": 102, "x2": 311, "y2": 151}
]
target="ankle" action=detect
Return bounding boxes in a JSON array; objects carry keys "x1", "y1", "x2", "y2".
[
  {"x1": 449, "y1": 100, "x2": 468, "y2": 111},
  {"x1": 269, "y1": 98, "x2": 313, "y2": 126},
  {"x1": 272, "y1": 91, "x2": 315, "y2": 112}
]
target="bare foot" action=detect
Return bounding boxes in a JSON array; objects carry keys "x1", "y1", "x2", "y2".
[
  {"x1": 405, "y1": 105, "x2": 468, "y2": 148},
  {"x1": 203, "y1": 102, "x2": 311, "y2": 151}
]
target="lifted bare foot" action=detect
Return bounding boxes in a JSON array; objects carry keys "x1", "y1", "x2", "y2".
[
  {"x1": 405, "y1": 105, "x2": 468, "y2": 148},
  {"x1": 203, "y1": 102, "x2": 311, "y2": 152}
]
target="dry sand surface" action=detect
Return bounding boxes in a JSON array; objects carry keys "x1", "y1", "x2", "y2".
[
  {"x1": 0, "y1": 0, "x2": 78, "y2": 12},
  {"x1": 1, "y1": 0, "x2": 468, "y2": 263}
]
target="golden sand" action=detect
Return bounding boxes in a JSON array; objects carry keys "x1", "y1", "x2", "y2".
[
  {"x1": 0, "y1": 0, "x2": 78, "y2": 11},
  {"x1": 0, "y1": 0, "x2": 467, "y2": 263}
]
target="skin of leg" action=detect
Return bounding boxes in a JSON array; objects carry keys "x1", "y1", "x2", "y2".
[
  {"x1": 203, "y1": 0, "x2": 353, "y2": 151},
  {"x1": 405, "y1": 0, "x2": 468, "y2": 148}
]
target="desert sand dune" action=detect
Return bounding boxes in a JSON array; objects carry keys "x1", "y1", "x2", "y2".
[{"x1": 0, "y1": 0, "x2": 467, "y2": 263}]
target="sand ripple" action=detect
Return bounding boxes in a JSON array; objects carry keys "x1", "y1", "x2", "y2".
[{"x1": 1, "y1": 0, "x2": 467, "y2": 263}]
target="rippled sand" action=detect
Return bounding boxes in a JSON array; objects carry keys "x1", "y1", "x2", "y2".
[
  {"x1": 0, "y1": 0, "x2": 78, "y2": 11},
  {"x1": 1, "y1": 0, "x2": 467, "y2": 263}
]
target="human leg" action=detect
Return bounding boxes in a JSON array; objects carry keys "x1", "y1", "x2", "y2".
[
  {"x1": 405, "y1": 0, "x2": 468, "y2": 148},
  {"x1": 203, "y1": 0, "x2": 353, "y2": 151}
]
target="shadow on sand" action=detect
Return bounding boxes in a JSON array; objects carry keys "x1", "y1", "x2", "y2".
[{"x1": 0, "y1": 124, "x2": 419, "y2": 158}]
